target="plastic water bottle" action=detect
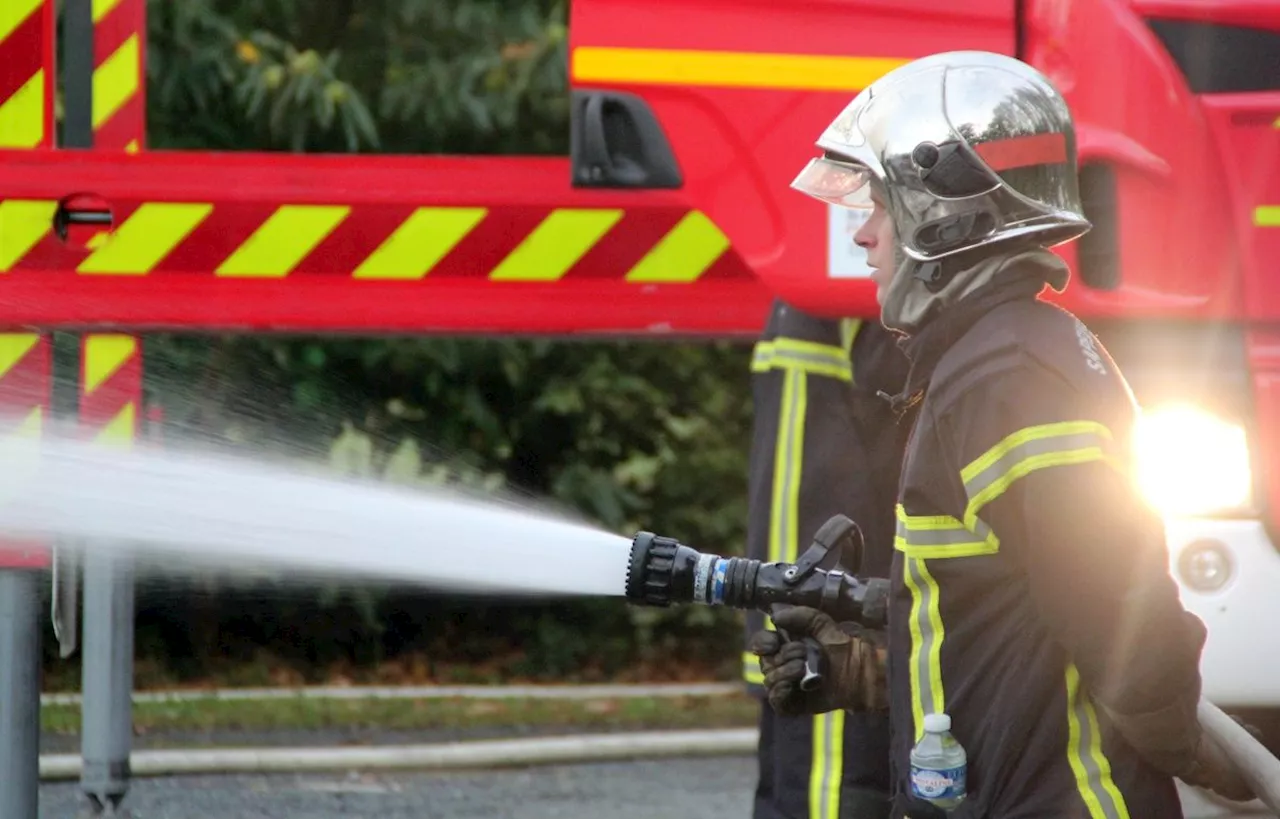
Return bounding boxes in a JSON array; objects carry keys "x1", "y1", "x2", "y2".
[{"x1": 910, "y1": 712, "x2": 967, "y2": 811}]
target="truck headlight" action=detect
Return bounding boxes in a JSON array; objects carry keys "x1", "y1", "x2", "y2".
[{"x1": 1132, "y1": 404, "x2": 1252, "y2": 517}]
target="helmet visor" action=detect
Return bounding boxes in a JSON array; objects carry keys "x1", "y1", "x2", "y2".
[{"x1": 790, "y1": 156, "x2": 875, "y2": 209}]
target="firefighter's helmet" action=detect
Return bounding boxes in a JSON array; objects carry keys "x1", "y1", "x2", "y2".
[{"x1": 791, "y1": 51, "x2": 1090, "y2": 266}]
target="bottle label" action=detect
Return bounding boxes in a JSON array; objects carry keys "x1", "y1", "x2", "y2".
[{"x1": 910, "y1": 764, "x2": 966, "y2": 801}]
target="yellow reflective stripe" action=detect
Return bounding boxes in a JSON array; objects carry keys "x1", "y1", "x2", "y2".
[
  {"x1": 93, "y1": 402, "x2": 135, "y2": 447},
  {"x1": 742, "y1": 651, "x2": 764, "y2": 685},
  {"x1": 92, "y1": 0, "x2": 123, "y2": 23},
  {"x1": 902, "y1": 556, "x2": 946, "y2": 741},
  {"x1": 1066, "y1": 664, "x2": 1131, "y2": 819},
  {"x1": 809, "y1": 710, "x2": 845, "y2": 819},
  {"x1": 352, "y1": 207, "x2": 487, "y2": 280},
  {"x1": 0, "y1": 335, "x2": 45, "y2": 495},
  {"x1": 572, "y1": 46, "x2": 907, "y2": 93},
  {"x1": 894, "y1": 505, "x2": 999, "y2": 559},
  {"x1": 216, "y1": 205, "x2": 350, "y2": 278},
  {"x1": 490, "y1": 209, "x2": 623, "y2": 281},
  {"x1": 0, "y1": 333, "x2": 39, "y2": 375},
  {"x1": 751, "y1": 338, "x2": 852, "y2": 381},
  {"x1": 0, "y1": 0, "x2": 41, "y2": 42},
  {"x1": 1256, "y1": 206, "x2": 1280, "y2": 227},
  {"x1": 771, "y1": 368, "x2": 807, "y2": 563},
  {"x1": 839, "y1": 318, "x2": 862, "y2": 353},
  {"x1": 77, "y1": 203, "x2": 213, "y2": 275},
  {"x1": 626, "y1": 210, "x2": 729, "y2": 283},
  {"x1": 92, "y1": 33, "x2": 140, "y2": 130},
  {"x1": 82, "y1": 335, "x2": 136, "y2": 393},
  {"x1": 0, "y1": 200, "x2": 57, "y2": 271},
  {"x1": 0, "y1": 71, "x2": 44, "y2": 149},
  {"x1": 960, "y1": 421, "x2": 1114, "y2": 531}
]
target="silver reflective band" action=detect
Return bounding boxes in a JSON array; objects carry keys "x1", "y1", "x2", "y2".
[
  {"x1": 693, "y1": 552, "x2": 715, "y2": 604},
  {"x1": 895, "y1": 516, "x2": 995, "y2": 547},
  {"x1": 963, "y1": 429, "x2": 1110, "y2": 503}
]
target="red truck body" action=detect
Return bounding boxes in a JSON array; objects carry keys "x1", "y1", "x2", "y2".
[{"x1": 1, "y1": 2, "x2": 1279, "y2": 699}]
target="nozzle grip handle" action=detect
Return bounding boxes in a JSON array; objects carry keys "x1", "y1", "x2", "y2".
[
  {"x1": 799, "y1": 637, "x2": 826, "y2": 691},
  {"x1": 776, "y1": 626, "x2": 826, "y2": 692}
]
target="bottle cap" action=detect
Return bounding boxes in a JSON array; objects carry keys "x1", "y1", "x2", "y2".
[{"x1": 923, "y1": 713, "x2": 951, "y2": 733}]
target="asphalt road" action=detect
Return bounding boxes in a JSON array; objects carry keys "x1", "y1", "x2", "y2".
[{"x1": 37, "y1": 757, "x2": 1269, "y2": 819}]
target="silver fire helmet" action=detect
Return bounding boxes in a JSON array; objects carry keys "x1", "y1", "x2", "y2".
[{"x1": 792, "y1": 51, "x2": 1090, "y2": 268}]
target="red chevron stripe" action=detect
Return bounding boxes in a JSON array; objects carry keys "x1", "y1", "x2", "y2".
[
  {"x1": 0, "y1": 337, "x2": 49, "y2": 417},
  {"x1": 93, "y1": 93, "x2": 144, "y2": 151},
  {"x1": 93, "y1": 0, "x2": 145, "y2": 150},
  {"x1": 0, "y1": 9, "x2": 43, "y2": 104},
  {"x1": 79, "y1": 359, "x2": 141, "y2": 430}
]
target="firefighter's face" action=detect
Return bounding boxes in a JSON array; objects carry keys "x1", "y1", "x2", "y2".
[{"x1": 854, "y1": 190, "x2": 896, "y2": 303}]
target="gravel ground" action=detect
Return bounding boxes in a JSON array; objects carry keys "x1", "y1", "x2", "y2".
[
  {"x1": 36, "y1": 757, "x2": 1268, "y2": 819},
  {"x1": 38, "y1": 757, "x2": 757, "y2": 819}
]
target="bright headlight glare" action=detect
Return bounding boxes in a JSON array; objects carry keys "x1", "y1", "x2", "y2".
[{"x1": 1132, "y1": 404, "x2": 1252, "y2": 517}]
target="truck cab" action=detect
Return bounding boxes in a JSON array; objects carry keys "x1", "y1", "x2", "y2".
[{"x1": 569, "y1": 0, "x2": 1280, "y2": 710}]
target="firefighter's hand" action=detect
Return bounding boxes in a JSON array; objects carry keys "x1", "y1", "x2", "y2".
[
  {"x1": 1179, "y1": 731, "x2": 1257, "y2": 804},
  {"x1": 748, "y1": 606, "x2": 886, "y2": 717}
]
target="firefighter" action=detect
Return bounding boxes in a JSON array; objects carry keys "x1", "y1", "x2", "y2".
[
  {"x1": 744, "y1": 297, "x2": 910, "y2": 819},
  {"x1": 749, "y1": 51, "x2": 1256, "y2": 817}
]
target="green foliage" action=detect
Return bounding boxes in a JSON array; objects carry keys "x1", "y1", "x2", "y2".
[
  {"x1": 42, "y1": 0, "x2": 761, "y2": 684},
  {"x1": 145, "y1": 0, "x2": 569, "y2": 154},
  {"x1": 127, "y1": 334, "x2": 754, "y2": 682}
]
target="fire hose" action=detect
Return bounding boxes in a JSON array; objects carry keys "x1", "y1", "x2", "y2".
[{"x1": 624, "y1": 513, "x2": 1280, "y2": 813}]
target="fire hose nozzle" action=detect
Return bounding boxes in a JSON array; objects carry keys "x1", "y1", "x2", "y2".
[{"x1": 624, "y1": 514, "x2": 892, "y2": 689}]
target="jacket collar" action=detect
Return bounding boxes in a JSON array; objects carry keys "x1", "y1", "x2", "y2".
[{"x1": 884, "y1": 273, "x2": 1045, "y2": 414}]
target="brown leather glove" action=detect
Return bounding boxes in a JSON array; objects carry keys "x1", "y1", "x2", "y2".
[
  {"x1": 748, "y1": 606, "x2": 887, "y2": 717},
  {"x1": 1177, "y1": 731, "x2": 1257, "y2": 804}
]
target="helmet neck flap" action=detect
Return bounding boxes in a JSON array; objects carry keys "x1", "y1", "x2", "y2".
[{"x1": 880, "y1": 245, "x2": 1069, "y2": 335}]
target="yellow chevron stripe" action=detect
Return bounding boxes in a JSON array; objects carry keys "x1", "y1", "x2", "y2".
[
  {"x1": 92, "y1": 0, "x2": 124, "y2": 24},
  {"x1": 1257, "y1": 206, "x2": 1280, "y2": 227},
  {"x1": 490, "y1": 209, "x2": 624, "y2": 281},
  {"x1": 0, "y1": 334, "x2": 39, "y2": 379},
  {"x1": 353, "y1": 207, "x2": 487, "y2": 280},
  {"x1": 0, "y1": 199, "x2": 741, "y2": 281},
  {"x1": 0, "y1": 407, "x2": 43, "y2": 523},
  {"x1": 93, "y1": 402, "x2": 136, "y2": 447},
  {"x1": 572, "y1": 46, "x2": 907, "y2": 92},
  {"x1": 0, "y1": 0, "x2": 42, "y2": 42},
  {"x1": 626, "y1": 210, "x2": 729, "y2": 283},
  {"x1": 216, "y1": 205, "x2": 351, "y2": 278},
  {"x1": 82, "y1": 335, "x2": 137, "y2": 394},
  {"x1": 0, "y1": 333, "x2": 45, "y2": 503},
  {"x1": 9, "y1": 405, "x2": 42, "y2": 437},
  {"x1": 0, "y1": 407, "x2": 44, "y2": 486},
  {"x1": 0, "y1": 70, "x2": 44, "y2": 148},
  {"x1": 92, "y1": 33, "x2": 140, "y2": 130},
  {"x1": 0, "y1": 199, "x2": 56, "y2": 271},
  {"x1": 78, "y1": 203, "x2": 212, "y2": 275}
]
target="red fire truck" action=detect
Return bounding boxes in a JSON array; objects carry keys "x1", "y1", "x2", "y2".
[{"x1": 1, "y1": 0, "x2": 1278, "y2": 716}]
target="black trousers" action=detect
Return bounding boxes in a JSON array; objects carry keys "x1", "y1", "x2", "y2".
[{"x1": 752, "y1": 699, "x2": 893, "y2": 819}]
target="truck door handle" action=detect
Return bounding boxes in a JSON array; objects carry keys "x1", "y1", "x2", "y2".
[{"x1": 571, "y1": 89, "x2": 682, "y2": 189}]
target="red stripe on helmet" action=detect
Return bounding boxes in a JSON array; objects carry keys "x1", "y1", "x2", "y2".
[{"x1": 974, "y1": 132, "x2": 1068, "y2": 171}]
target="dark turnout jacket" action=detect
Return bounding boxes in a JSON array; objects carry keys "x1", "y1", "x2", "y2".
[{"x1": 885, "y1": 276, "x2": 1207, "y2": 819}]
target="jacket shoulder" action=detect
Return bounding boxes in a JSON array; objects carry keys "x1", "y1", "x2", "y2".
[{"x1": 929, "y1": 299, "x2": 1116, "y2": 412}]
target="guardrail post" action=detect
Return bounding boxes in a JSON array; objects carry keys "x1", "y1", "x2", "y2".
[
  {"x1": 0, "y1": 0, "x2": 58, "y2": 815},
  {"x1": 78, "y1": 336, "x2": 143, "y2": 812},
  {"x1": 0, "y1": 335, "x2": 53, "y2": 819}
]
